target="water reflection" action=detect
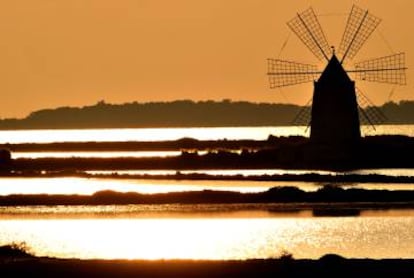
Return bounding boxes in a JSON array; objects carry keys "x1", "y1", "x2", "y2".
[
  {"x1": 2, "y1": 204, "x2": 413, "y2": 219},
  {"x1": 0, "y1": 127, "x2": 303, "y2": 144},
  {"x1": 0, "y1": 125, "x2": 412, "y2": 144},
  {"x1": 347, "y1": 168, "x2": 414, "y2": 177},
  {"x1": 0, "y1": 177, "x2": 283, "y2": 195},
  {"x1": 1, "y1": 214, "x2": 413, "y2": 259},
  {"x1": 12, "y1": 151, "x2": 183, "y2": 159},
  {"x1": 1, "y1": 177, "x2": 414, "y2": 196},
  {"x1": 0, "y1": 204, "x2": 312, "y2": 219}
]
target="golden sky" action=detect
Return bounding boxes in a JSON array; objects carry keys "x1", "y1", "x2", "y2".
[{"x1": 0, "y1": 0, "x2": 412, "y2": 118}]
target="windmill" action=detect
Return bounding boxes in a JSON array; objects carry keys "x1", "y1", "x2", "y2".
[{"x1": 267, "y1": 5, "x2": 407, "y2": 146}]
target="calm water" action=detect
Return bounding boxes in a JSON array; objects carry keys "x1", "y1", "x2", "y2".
[
  {"x1": 0, "y1": 127, "x2": 295, "y2": 143},
  {"x1": 0, "y1": 125, "x2": 413, "y2": 143},
  {"x1": 12, "y1": 151, "x2": 184, "y2": 159},
  {"x1": 1, "y1": 126, "x2": 414, "y2": 260},
  {"x1": 1, "y1": 177, "x2": 414, "y2": 195},
  {"x1": 0, "y1": 207, "x2": 413, "y2": 259}
]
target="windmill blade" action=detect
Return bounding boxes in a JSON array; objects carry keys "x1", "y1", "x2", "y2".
[
  {"x1": 356, "y1": 87, "x2": 387, "y2": 129},
  {"x1": 267, "y1": 59, "x2": 320, "y2": 88},
  {"x1": 351, "y1": 53, "x2": 407, "y2": 85},
  {"x1": 358, "y1": 105, "x2": 375, "y2": 131},
  {"x1": 292, "y1": 98, "x2": 312, "y2": 128},
  {"x1": 338, "y1": 5, "x2": 381, "y2": 64},
  {"x1": 287, "y1": 7, "x2": 331, "y2": 62}
]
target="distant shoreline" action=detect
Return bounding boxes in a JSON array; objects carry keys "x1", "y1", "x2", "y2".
[{"x1": 0, "y1": 100, "x2": 414, "y2": 130}]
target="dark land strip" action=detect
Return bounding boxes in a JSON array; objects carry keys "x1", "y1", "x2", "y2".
[
  {"x1": 4, "y1": 171, "x2": 414, "y2": 185},
  {"x1": 2, "y1": 186, "x2": 414, "y2": 207},
  {"x1": 2, "y1": 135, "x2": 414, "y2": 171},
  {"x1": 1, "y1": 255, "x2": 414, "y2": 277}
]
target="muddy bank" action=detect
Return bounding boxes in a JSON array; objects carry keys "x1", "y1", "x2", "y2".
[
  {"x1": 1, "y1": 135, "x2": 414, "y2": 171},
  {"x1": 5, "y1": 170, "x2": 414, "y2": 184},
  {"x1": 1, "y1": 255, "x2": 414, "y2": 277}
]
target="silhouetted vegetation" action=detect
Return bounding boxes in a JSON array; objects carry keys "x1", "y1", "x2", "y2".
[
  {"x1": 3, "y1": 135, "x2": 414, "y2": 171},
  {"x1": 0, "y1": 99, "x2": 414, "y2": 129},
  {"x1": 0, "y1": 149, "x2": 11, "y2": 171},
  {"x1": 0, "y1": 242, "x2": 33, "y2": 258},
  {"x1": 277, "y1": 250, "x2": 294, "y2": 261},
  {"x1": 2, "y1": 186, "x2": 414, "y2": 206},
  {"x1": 0, "y1": 100, "x2": 301, "y2": 129}
]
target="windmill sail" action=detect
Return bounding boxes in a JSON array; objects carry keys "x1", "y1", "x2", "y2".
[
  {"x1": 291, "y1": 98, "x2": 312, "y2": 127},
  {"x1": 356, "y1": 87, "x2": 387, "y2": 128},
  {"x1": 267, "y1": 5, "x2": 406, "y2": 138},
  {"x1": 338, "y1": 5, "x2": 381, "y2": 64},
  {"x1": 352, "y1": 53, "x2": 407, "y2": 85},
  {"x1": 267, "y1": 59, "x2": 319, "y2": 88},
  {"x1": 287, "y1": 7, "x2": 331, "y2": 62}
]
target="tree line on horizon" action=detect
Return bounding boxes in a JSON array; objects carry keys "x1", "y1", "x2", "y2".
[{"x1": 0, "y1": 99, "x2": 413, "y2": 129}]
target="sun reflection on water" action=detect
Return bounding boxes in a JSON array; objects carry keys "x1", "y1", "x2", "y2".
[
  {"x1": 1, "y1": 215, "x2": 414, "y2": 260},
  {"x1": 0, "y1": 127, "x2": 306, "y2": 144},
  {"x1": 0, "y1": 125, "x2": 412, "y2": 144},
  {"x1": 12, "y1": 151, "x2": 183, "y2": 159}
]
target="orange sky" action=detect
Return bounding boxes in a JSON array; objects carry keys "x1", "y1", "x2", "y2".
[{"x1": 0, "y1": 0, "x2": 412, "y2": 118}]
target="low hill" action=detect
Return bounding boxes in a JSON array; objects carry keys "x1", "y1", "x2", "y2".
[{"x1": 0, "y1": 99, "x2": 413, "y2": 129}]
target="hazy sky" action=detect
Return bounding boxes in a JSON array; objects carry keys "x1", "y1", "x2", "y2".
[{"x1": 0, "y1": 0, "x2": 412, "y2": 118}]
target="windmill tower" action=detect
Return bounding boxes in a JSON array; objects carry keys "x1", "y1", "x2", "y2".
[{"x1": 268, "y1": 5, "x2": 407, "y2": 147}]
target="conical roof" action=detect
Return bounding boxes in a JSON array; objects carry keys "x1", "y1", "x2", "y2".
[
  {"x1": 310, "y1": 53, "x2": 360, "y2": 146},
  {"x1": 318, "y1": 54, "x2": 351, "y2": 85}
]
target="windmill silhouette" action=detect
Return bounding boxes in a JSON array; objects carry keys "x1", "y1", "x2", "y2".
[{"x1": 267, "y1": 5, "x2": 407, "y2": 146}]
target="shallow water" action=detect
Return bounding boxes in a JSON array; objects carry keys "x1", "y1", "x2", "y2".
[
  {"x1": 1, "y1": 126, "x2": 414, "y2": 260},
  {"x1": 0, "y1": 207, "x2": 413, "y2": 259},
  {"x1": 12, "y1": 151, "x2": 184, "y2": 159},
  {"x1": 1, "y1": 177, "x2": 414, "y2": 195},
  {"x1": 0, "y1": 177, "x2": 317, "y2": 195},
  {"x1": 0, "y1": 125, "x2": 412, "y2": 143},
  {"x1": 0, "y1": 127, "x2": 297, "y2": 143}
]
